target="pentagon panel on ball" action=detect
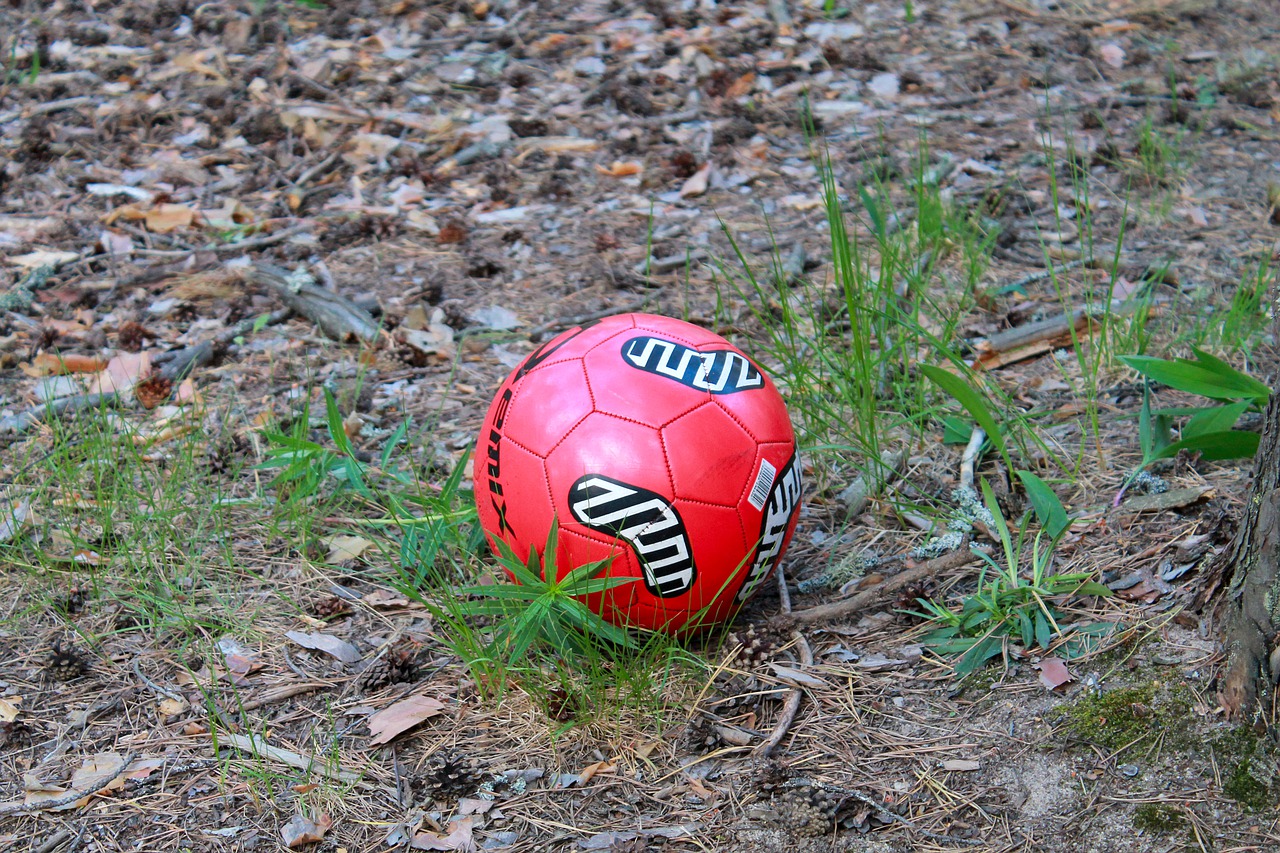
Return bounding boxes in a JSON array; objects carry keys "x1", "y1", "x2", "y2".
[{"x1": 474, "y1": 313, "x2": 801, "y2": 633}]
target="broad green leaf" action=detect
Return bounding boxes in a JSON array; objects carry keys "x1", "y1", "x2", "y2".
[
  {"x1": 1016, "y1": 470, "x2": 1070, "y2": 540},
  {"x1": 1152, "y1": 429, "x2": 1260, "y2": 462},
  {"x1": 920, "y1": 364, "x2": 1011, "y2": 471},
  {"x1": 1183, "y1": 401, "x2": 1249, "y2": 438},
  {"x1": 1190, "y1": 348, "x2": 1272, "y2": 401},
  {"x1": 323, "y1": 388, "x2": 355, "y2": 455},
  {"x1": 953, "y1": 635, "x2": 1004, "y2": 676},
  {"x1": 1034, "y1": 611, "x2": 1052, "y2": 650},
  {"x1": 1120, "y1": 354, "x2": 1270, "y2": 402},
  {"x1": 379, "y1": 420, "x2": 410, "y2": 468},
  {"x1": 980, "y1": 479, "x2": 1017, "y2": 583},
  {"x1": 942, "y1": 416, "x2": 974, "y2": 445}
]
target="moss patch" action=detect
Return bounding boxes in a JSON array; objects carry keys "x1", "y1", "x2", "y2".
[
  {"x1": 1212, "y1": 726, "x2": 1278, "y2": 811},
  {"x1": 1059, "y1": 681, "x2": 1193, "y2": 752},
  {"x1": 1132, "y1": 803, "x2": 1184, "y2": 833}
]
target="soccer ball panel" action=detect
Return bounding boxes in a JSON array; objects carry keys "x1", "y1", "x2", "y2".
[
  {"x1": 582, "y1": 341, "x2": 710, "y2": 426},
  {"x1": 501, "y1": 360, "x2": 595, "y2": 457},
  {"x1": 662, "y1": 403, "x2": 758, "y2": 507},
  {"x1": 545, "y1": 413, "x2": 674, "y2": 496},
  {"x1": 712, "y1": 382, "x2": 796, "y2": 446},
  {"x1": 474, "y1": 438, "x2": 553, "y2": 560}
]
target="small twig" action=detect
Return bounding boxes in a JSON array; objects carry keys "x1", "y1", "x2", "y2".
[
  {"x1": 0, "y1": 751, "x2": 136, "y2": 816},
  {"x1": 755, "y1": 566, "x2": 811, "y2": 757},
  {"x1": 788, "y1": 546, "x2": 989, "y2": 625},
  {"x1": 633, "y1": 109, "x2": 702, "y2": 127},
  {"x1": 0, "y1": 392, "x2": 122, "y2": 436},
  {"x1": 0, "y1": 95, "x2": 95, "y2": 125},
  {"x1": 132, "y1": 658, "x2": 185, "y2": 703}
]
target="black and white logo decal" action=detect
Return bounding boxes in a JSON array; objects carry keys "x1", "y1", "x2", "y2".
[
  {"x1": 568, "y1": 475, "x2": 696, "y2": 598},
  {"x1": 737, "y1": 454, "x2": 802, "y2": 602},
  {"x1": 621, "y1": 336, "x2": 764, "y2": 394}
]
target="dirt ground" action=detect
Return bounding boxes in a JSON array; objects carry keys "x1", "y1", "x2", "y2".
[{"x1": 3, "y1": 0, "x2": 1280, "y2": 851}]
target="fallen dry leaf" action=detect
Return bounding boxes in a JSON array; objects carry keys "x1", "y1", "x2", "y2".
[
  {"x1": 767, "y1": 663, "x2": 829, "y2": 690},
  {"x1": 0, "y1": 501, "x2": 33, "y2": 544},
  {"x1": 145, "y1": 203, "x2": 198, "y2": 233},
  {"x1": 324, "y1": 534, "x2": 375, "y2": 563},
  {"x1": 679, "y1": 163, "x2": 712, "y2": 198},
  {"x1": 362, "y1": 588, "x2": 412, "y2": 609},
  {"x1": 281, "y1": 813, "x2": 333, "y2": 848},
  {"x1": 576, "y1": 760, "x2": 616, "y2": 786},
  {"x1": 1036, "y1": 657, "x2": 1074, "y2": 691},
  {"x1": 70, "y1": 753, "x2": 130, "y2": 797},
  {"x1": 410, "y1": 816, "x2": 473, "y2": 850},
  {"x1": 89, "y1": 351, "x2": 151, "y2": 396},
  {"x1": 0, "y1": 696, "x2": 20, "y2": 722},
  {"x1": 8, "y1": 250, "x2": 79, "y2": 269},
  {"x1": 286, "y1": 630, "x2": 362, "y2": 664},
  {"x1": 367, "y1": 694, "x2": 446, "y2": 745},
  {"x1": 595, "y1": 160, "x2": 642, "y2": 177}
]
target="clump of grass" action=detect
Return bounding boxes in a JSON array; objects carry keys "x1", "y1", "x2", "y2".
[{"x1": 715, "y1": 131, "x2": 998, "y2": 499}]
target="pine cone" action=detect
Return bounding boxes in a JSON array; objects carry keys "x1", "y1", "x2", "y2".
[
  {"x1": 309, "y1": 595, "x2": 353, "y2": 621},
  {"x1": 58, "y1": 585, "x2": 90, "y2": 615},
  {"x1": 420, "y1": 750, "x2": 484, "y2": 801},
  {"x1": 752, "y1": 758, "x2": 793, "y2": 794},
  {"x1": 893, "y1": 578, "x2": 937, "y2": 624},
  {"x1": 45, "y1": 639, "x2": 86, "y2": 682},
  {"x1": 679, "y1": 715, "x2": 722, "y2": 753},
  {"x1": 206, "y1": 434, "x2": 249, "y2": 475},
  {"x1": 116, "y1": 321, "x2": 148, "y2": 353},
  {"x1": 724, "y1": 624, "x2": 777, "y2": 670},
  {"x1": 135, "y1": 375, "x2": 173, "y2": 409},
  {"x1": 357, "y1": 637, "x2": 420, "y2": 691},
  {"x1": 775, "y1": 786, "x2": 837, "y2": 838}
]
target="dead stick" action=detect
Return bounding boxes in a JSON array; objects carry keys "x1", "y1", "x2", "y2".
[
  {"x1": 0, "y1": 752, "x2": 136, "y2": 816},
  {"x1": 755, "y1": 565, "x2": 811, "y2": 756},
  {"x1": 789, "y1": 547, "x2": 987, "y2": 625}
]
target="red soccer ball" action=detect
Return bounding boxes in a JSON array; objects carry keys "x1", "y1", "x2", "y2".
[{"x1": 473, "y1": 313, "x2": 801, "y2": 633}]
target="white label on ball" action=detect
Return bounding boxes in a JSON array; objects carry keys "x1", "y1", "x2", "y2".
[{"x1": 747, "y1": 458, "x2": 777, "y2": 511}]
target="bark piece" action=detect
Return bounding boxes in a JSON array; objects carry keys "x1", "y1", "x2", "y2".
[{"x1": 248, "y1": 264, "x2": 381, "y2": 344}]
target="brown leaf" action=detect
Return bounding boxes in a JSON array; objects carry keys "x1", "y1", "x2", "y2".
[
  {"x1": 27, "y1": 353, "x2": 108, "y2": 376},
  {"x1": 70, "y1": 753, "x2": 129, "y2": 796},
  {"x1": 89, "y1": 351, "x2": 151, "y2": 395},
  {"x1": 1036, "y1": 657, "x2": 1074, "y2": 691},
  {"x1": 368, "y1": 694, "x2": 446, "y2": 745},
  {"x1": 410, "y1": 816, "x2": 473, "y2": 850},
  {"x1": 324, "y1": 534, "x2": 375, "y2": 563},
  {"x1": 281, "y1": 813, "x2": 333, "y2": 848},
  {"x1": 144, "y1": 203, "x2": 198, "y2": 233},
  {"x1": 576, "y1": 760, "x2": 616, "y2": 785},
  {"x1": 595, "y1": 160, "x2": 642, "y2": 177},
  {"x1": 679, "y1": 163, "x2": 712, "y2": 198}
]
